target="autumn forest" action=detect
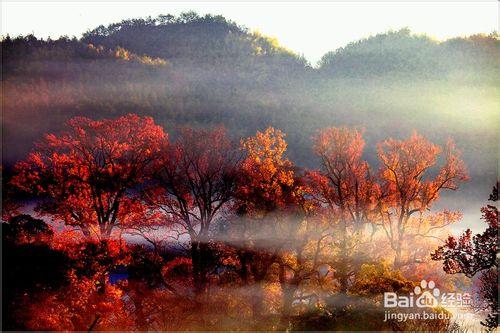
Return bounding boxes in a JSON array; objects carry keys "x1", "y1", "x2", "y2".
[{"x1": 1, "y1": 10, "x2": 499, "y2": 332}]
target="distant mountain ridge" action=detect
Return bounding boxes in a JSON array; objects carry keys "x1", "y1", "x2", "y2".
[
  {"x1": 3, "y1": 12, "x2": 498, "y2": 82},
  {"x1": 81, "y1": 12, "x2": 308, "y2": 76},
  {"x1": 318, "y1": 28, "x2": 499, "y2": 80}
]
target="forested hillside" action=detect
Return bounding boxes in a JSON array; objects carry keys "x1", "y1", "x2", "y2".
[
  {"x1": 319, "y1": 27, "x2": 499, "y2": 81},
  {"x1": 2, "y1": 13, "x2": 498, "y2": 222}
]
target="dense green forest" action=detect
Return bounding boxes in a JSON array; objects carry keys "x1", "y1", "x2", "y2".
[{"x1": 2, "y1": 13, "x2": 498, "y2": 220}]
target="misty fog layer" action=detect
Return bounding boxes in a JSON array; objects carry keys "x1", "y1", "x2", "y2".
[{"x1": 2, "y1": 15, "x2": 498, "y2": 232}]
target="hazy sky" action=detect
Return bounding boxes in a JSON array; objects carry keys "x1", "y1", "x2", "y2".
[{"x1": 2, "y1": 1, "x2": 498, "y2": 64}]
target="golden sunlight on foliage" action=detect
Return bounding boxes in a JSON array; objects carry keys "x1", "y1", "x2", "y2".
[{"x1": 2, "y1": 11, "x2": 497, "y2": 330}]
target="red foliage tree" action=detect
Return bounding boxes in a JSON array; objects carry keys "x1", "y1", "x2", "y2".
[
  {"x1": 22, "y1": 271, "x2": 133, "y2": 331},
  {"x1": 308, "y1": 126, "x2": 380, "y2": 292},
  {"x1": 11, "y1": 114, "x2": 165, "y2": 239},
  {"x1": 145, "y1": 127, "x2": 241, "y2": 295},
  {"x1": 377, "y1": 132, "x2": 468, "y2": 268},
  {"x1": 432, "y1": 184, "x2": 498, "y2": 329},
  {"x1": 1, "y1": 165, "x2": 21, "y2": 221}
]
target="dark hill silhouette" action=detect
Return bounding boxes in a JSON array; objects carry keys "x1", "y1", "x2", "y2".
[{"x1": 82, "y1": 12, "x2": 309, "y2": 76}]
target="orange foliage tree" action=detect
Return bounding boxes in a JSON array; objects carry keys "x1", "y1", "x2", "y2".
[
  {"x1": 376, "y1": 132, "x2": 468, "y2": 268},
  {"x1": 11, "y1": 114, "x2": 165, "y2": 239},
  {"x1": 235, "y1": 127, "x2": 307, "y2": 318},
  {"x1": 238, "y1": 127, "x2": 298, "y2": 213}
]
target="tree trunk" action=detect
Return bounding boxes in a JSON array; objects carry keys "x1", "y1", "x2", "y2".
[
  {"x1": 393, "y1": 241, "x2": 402, "y2": 269},
  {"x1": 280, "y1": 287, "x2": 295, "y2": 329},
  {"x1": 338, "y1": 218, "x2": 349, "y2": 293},
  {"x1": 237, "y1": 250, "x2": 250, "y2": 284},
  {"x1": 279, "y1": 263, "x2": 298, "y2": 329},
  {"x1": 251, "y1": 282, "x2": 265, "y2": 320},
  {"x1": 250, "y1": 264, "x2": 269, "y2": 320},
  {"x1": 87, "y1": 314, "x2": 101, "y2": 332},
  {"x1": 191, "y1": 239, "x2": 208, "y2": 296}
]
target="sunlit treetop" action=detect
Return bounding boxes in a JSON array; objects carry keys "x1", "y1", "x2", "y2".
[
  {"x1": 11, "y1": 114, "x2": 166, "y2": 239},
  {"x1": 377, "y1": 131, "x2": 469, "y2": 210},
  {"x1": 238, "y1": 127, "x2": 302, "y2": 215}
]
